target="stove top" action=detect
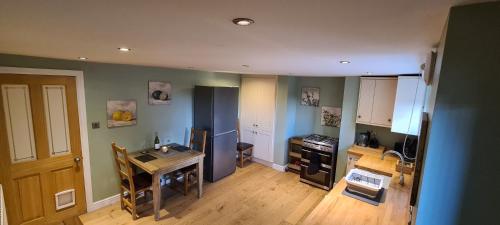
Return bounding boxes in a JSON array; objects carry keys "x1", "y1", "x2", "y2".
[{"x1": 304, "y1": 134, "x2": 339, "y2": 147}]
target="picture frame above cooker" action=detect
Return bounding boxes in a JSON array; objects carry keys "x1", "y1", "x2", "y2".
[
  {"x1": 148, "y1": 81, "x2": 172, "y2": 105},
  {"x1": 301, "y1": 87, "x2": 320, "y2": 107}
]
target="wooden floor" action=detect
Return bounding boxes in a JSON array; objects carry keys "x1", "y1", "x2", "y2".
[{"x1": 79, "y1": 163, "x2": 327, "y2": 225}]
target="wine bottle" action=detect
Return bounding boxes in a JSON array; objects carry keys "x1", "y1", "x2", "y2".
[{"x1": 154, "y1": 132, "x2": 160, "y2": 150}]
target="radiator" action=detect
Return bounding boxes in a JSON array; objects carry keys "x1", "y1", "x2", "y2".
[{"x1": 0, "y1": 184, "x2": 6, "y2": 225}]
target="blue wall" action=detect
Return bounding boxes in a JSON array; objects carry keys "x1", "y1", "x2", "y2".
[{"x1": 416, "y1": 2, "x2": 500, "y2": 225}]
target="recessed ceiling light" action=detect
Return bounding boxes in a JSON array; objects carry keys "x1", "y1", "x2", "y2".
[
  {"x1": 242, "y1": 64, "x2": 250, "y2": 67},
  {"x1": 78, "y1": 57, "x2": 88, "y2": 60},
  {"x1": 232, "y1": 18, "x2": 255, "y2": 26},
  {"x1": 118, "y1": 47, "x2": 131, "y2": 52},
  {"x1": 339, "y1": 60, "x2": 351, "y2": 64}
]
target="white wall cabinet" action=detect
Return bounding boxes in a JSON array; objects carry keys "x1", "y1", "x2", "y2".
[
  {"x1": 391, "y1": 76, "x2": 426, "y2": 135},
  {"x1": 356, "y1": 77, "x2": 397, "y2": 128},
  {"x1": 240, "y1": 76, "x2": 276, "y2": 163}
]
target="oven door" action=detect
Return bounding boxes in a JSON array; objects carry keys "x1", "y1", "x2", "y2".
[
  {"x1": 301, "y1": 148, "x2": 333, "y2": 169},
  {"x1": 300, "y1": 164, "x2": 331, "y2": 190}
]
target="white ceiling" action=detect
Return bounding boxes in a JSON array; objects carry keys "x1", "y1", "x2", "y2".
[{"x1": 0, "y1": 0, "x2": 469, "y2": 76}]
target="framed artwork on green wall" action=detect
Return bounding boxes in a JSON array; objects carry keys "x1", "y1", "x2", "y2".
[
  {"x1": 107, "y1": 100, "x2": 137, "y2": 128},
  {"x1": 149, "y1": 81, "x2": 172, "y2": 105},
  {"x1": 301, "y1": 87, "x2": 320, "y2": 107},
  {"x1": 321, "y1": 106, "x2": 341, "y2": 127}
]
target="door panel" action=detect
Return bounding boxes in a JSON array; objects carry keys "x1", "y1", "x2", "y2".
[
  {"x1": 1, "y1": 84, "x2": 37, "y2": 163},
  {"x1": 240, "y1": 78, "x2": 257, "y2": 130},
  {"x1": 0, "y1": 74, "x2": 86, "y2": 225},
  {"x1": 42, "y1": 85, "x2": 72, "y2": 156},
  {"x1": 240, "y1": 128, "x2": 255, "y2": 145},
  {"x1": 356, "y1": 78, "x2": 375, "y2": 124},
  {"x1": 371, "y1": 79, "x2": 397, "y2": 127},
  {"x1": 255, "y1": 78, "x2": 275, "y2": 133},
  {"x1": 253, "y1": 132, "x2": 272, "y2": 162},
  {"x1": 16, "y1": 174, "x2": 45, "y2": 223}
]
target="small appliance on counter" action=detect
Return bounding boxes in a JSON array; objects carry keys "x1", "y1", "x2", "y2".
[
  {"x1": 394, "y1": 136, "x2": 418, "y2": 162},
  {"x1": 357, "y1": 131, "x2": 379, "y2": 148},
  {"x1": 356, "y1": 131, "x2": 370, "y2": 147}
]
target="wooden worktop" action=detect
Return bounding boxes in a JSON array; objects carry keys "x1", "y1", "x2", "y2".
[{"x1": 301, "y1": 145, "x2": 413, "y2": 225}]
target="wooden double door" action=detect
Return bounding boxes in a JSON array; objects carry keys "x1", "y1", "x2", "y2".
[{"x1": 0, "y1": 74, "x2": 86, "y2": 225}]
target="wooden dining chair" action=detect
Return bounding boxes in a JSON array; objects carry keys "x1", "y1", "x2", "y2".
[
  {"x1": 111, "y1": 143, "x2": 153, "y2": 220},
  {"x1": 236, "y1": 120, "x2": 253, "y2": 167},
  {"x1": 174, "y1": 128, "x2": 207, "y2": 195}
]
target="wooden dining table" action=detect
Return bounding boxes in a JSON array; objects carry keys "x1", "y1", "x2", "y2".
[{"x1": 128, "y1": 148, "x2": 205, "y2": 221}]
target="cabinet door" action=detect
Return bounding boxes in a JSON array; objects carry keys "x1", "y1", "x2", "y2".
[
  {"x1": 255, "y1": 78, "x2": 276, "y2": 133},
  {"x1": 240, "y1": 127, "x2": 255, "y2": 145},
  {"x1": 371, "y1": 78, "x2": 397, "y2": 127},
  {"x1": 407, "y1": 77, "x2": 426, "y2": 135},
  {"x1": 356, "y1": 78, "x2": 375, "y2": 124},
  {"x1": 392, "y1": 77, "x2": 419, "y2": 134},
  {"x1": 253, "y1": 131, "x2": 273, "y2": 162},
  {"x1": 240, "y1": 78, "x2": 258, "y2": 130}
]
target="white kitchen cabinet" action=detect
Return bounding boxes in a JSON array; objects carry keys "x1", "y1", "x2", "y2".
[
  {"x1": 240, "y1": 76, "x2": 276, "y2": 163},
  {"x1": 356, "y1": 77, "x2": 397, "y2": 128},
  {"x1": 356, "y1": 79, "x2": 375, "y2": 124},
  {"x1": 391, "y1": 76, "x2": 426, "y2": 135}
]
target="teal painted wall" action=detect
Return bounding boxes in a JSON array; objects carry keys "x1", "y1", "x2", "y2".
[
  {"x1": 416, "y1": 2, "x2": 500, "y2": 225},
  {"x1": 336, "y1": 77, "x2": 359, "y2": 182},
  {"x1": 272, "y1": 76, "x2": 299, "y2": 166},
  {"x1": 273, "y1": 76, "x2": 290, "y2": 166},
  {"x1": 294, "y1": 77, "x2": 345, "y2": 137},
  {"x1": 0, "y1": 54, "x2": 240, "y2": 201}
]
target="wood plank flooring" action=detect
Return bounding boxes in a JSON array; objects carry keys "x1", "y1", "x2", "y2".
[{"x1": 79, "y1": 163, "x2": 327, "y2": 225}]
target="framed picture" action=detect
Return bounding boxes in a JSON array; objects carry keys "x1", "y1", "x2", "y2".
[
  {"x1": 107, "y1": 100, "x2": 137, "y2": 128},
  {"x1": 148, "y1": 81, "x2": 172, "y2": 105},
  {"x1": 301, "y1": 87, "x2": 320, "y2": 107},
  {"x1": 321, "y1": 106, "x2": 342, "y2": 127}
]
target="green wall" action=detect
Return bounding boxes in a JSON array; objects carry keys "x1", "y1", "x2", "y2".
[
  {"x1": 0, "y1": 54, "x2": 240, "y2": 201},
  {"x1": 273, "y1": 76, "x2": 289, "y2": 166},
  {"x1": 416, "y1": 2, "x2": 500, "y2": 224},
  {"x1": 294, "y1": 77, "x2": 345, "y2": 137},
  {"x1": 273, "y1": 76, "x2": 298, "y2": 166},
  {"x1": 336, "y1": 77, "x2": 359, "y2": 181}
]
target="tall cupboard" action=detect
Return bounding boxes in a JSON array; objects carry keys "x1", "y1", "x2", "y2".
[{"x1": 240, "y1": 76, "x2": 276, "y2": 163}]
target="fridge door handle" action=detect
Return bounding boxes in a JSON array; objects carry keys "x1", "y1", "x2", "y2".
[{"x1": 213, "y1": 130, "x2": 237, "y2": 137}]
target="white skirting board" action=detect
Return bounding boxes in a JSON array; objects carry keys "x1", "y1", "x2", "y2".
[
  {"x1": 251, "y1": 158, "x2": 286, "y2": 172},
  {"x1": 272, "y1": 164, "x2": 287, "y2": 172},
  {"x1": 87, "y1": 194, "x2": 120, "y2": 212}
]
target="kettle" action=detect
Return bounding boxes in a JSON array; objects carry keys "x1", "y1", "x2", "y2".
[{"x1": 357, "y1": 132, "x2": 370, "y2": 147}]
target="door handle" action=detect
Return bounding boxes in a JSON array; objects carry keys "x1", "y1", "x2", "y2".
[{"x1": 74, "y1": 156, "x2": 81, "y2": 164}]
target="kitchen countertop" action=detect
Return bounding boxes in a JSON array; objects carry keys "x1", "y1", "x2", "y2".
[{"x1": 301, "y1": 145, "x2": 413, "y2": 225}]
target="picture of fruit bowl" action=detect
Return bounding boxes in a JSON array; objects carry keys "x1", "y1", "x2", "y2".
[{"x1": 107, "y1": 100, "x2": 137, "y2": 128}]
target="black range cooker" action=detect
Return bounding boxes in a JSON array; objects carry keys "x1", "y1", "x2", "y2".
[{"x1": 300, "y1": 134, "x2": 339, "y2": 190}]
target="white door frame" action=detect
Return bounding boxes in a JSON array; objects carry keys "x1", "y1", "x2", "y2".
[{"x1": 0, "y1": 66, "x2": 94, "y2": 212}]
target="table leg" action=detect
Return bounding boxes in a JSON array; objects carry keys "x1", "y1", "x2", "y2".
[
  {"x1": 197, "y1": 159, "x2": 203, "y2": 198},
  {"x1": 153, "y1": 172, "x2": 161, "y2": 221}
]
